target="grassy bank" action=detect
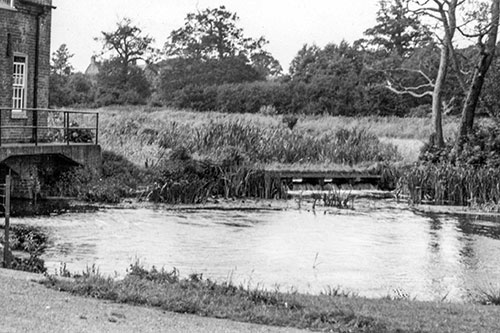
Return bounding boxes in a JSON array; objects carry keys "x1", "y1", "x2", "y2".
[
  {"x1": 54, "y1": 107, "x2": 421, "y2": 204},
  {"x1": 42, "y1": 263, "x2": 500, "y2": 333},
  {"x1": 55, "y1": 107, "x2": 500, "y2": 209}
]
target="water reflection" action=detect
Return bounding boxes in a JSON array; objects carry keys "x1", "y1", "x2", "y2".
[{"x1": 15, "y1": 205, "x2": 500, "y2": 302}]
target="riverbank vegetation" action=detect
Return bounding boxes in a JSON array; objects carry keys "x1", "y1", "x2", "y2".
[
  {"x1": 41, "y1": 262, "x2": 500, "y2": 333},
  {"x1": 47, "y1": 0, "x2": 500, "y2": 210},
  {"x1": 49, "y1": 106, "x2": 500, "y2": 210},
  {"x1": 52, "y1": 108, "x2": 410, "y2": 204},
  {"x1": 400, "y1": 124, "x2": 500, "y2": 210},
  {"x1": 0, "y1": 225, "x2": 47, "y2": 273}
]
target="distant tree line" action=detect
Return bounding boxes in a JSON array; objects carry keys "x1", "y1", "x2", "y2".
[{"x1": 49, "y1": 1, "x2": 500, "y2": 124}]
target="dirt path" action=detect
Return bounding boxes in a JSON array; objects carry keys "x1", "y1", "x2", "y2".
[{"x1": 0, "y1": 268, "x2": 306, "y2": 333}]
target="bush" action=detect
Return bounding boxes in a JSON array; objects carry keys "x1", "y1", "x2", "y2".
[
  {"x1": 165, "y1": 81, "x2": 292, "y2": 114},
  {"x1": 170, "y1": 84, "x2": 218, "y2": 111}
]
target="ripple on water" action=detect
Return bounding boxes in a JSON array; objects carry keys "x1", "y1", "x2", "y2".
[{"x1": 14, "y1": 207, "x2": 500, "y2": 301}]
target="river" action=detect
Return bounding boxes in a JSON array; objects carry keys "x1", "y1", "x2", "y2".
[{"x1": 14, "y1": 200, "x2": 500, "y2": 302}]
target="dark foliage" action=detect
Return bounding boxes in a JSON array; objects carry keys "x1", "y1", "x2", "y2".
[
  {"x1": 96, "y1": 59, "x2": 151, "y2": 106},
  {"x1": 1, "y1": 225, "x2": 47, "y2": 273}
]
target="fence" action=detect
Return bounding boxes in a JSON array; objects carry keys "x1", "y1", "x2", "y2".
[{"x1": 0, "y1": 108, "x2": 99, "y2": 146}]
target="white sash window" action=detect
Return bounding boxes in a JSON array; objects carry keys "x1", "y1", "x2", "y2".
[{"x1": 12, "y1": 55, "x2": 27, "y2": 118}]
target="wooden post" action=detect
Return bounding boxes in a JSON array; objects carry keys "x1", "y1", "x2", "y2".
[
  {"x1": 33, "y1": 109, "x2": 38, "y2": 146},
  {"x1": 65, "y1": 111, "x2": 69, "y2": 145},
  {"x1": 264, "y1": 173, "x2": 271, "y2": 199},
  {"x1": 3, "y1": 175, "x2": 11, "y2": 268},
  {"x1": 95, "y1": 112, "x2": 99, "y2": 145},
  {"x1": 0, "y1": 108, "x2": 2, "y2": 147}
]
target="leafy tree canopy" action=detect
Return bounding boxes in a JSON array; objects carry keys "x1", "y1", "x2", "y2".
[
  {"x1": 289, "y1": 41, "x2": 364, "y2": 83},
  {"x1": 165, "y1": 6, "x2": 282, "y2": 77},
  {"x1": 51, "y1": 44, "x2": 74, "y2": 76},
  {"x1": 364, "y1": 0, "x2": 432, "y2": 57},
  {"x1": 96, "y1": 58, "x2": 151, "y2": 105},
  {"x1": 97, "y1": 17, "x2": 155, "y2": 68},
  {"x1": 94, "y1": 18, "x2": 154, "y2": 105}
]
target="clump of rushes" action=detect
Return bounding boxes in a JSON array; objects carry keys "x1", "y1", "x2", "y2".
[
  {"x1": 399, "y1": 125, "x2": 500, "y2": 208},
  {"x1": 146, "y1": 147, "x2": 285, "y2": 203},
  {"x1": 399, "y1": 163, "x2": 500, "y2": 207},
  {"x1": 476, "y1": 283, "x2": 500, "y2": 305},
  {"x1": 42, "y1": 262, "x2": 388, "y2": 332}
]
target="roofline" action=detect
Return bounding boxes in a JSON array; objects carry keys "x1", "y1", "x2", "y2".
[{"x1": 17, "y1": 0, "x2": 56, "y2": 10}]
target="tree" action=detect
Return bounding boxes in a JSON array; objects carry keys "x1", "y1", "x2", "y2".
[
  {"x1": 51, "y1": 44, "x2": 74, "y2": 76},
  {"x1": 49, "y1": 44, "x2": 74, "y2": 107},
  {"x1": 415, "y1": 0, "x2": 461, "y2": 148},
  {"x1": 287, "y1": 41, "x2": 387, "y2": 115},
  {"x1": 373, "y1": 0, "x2": 460, "y2": 147},
  {"x1": 98, "y1": 18, "x2": 155, "y2": 69},
  {"x1": 383, "y1": 0, "x2": 500, "y2": 150},
  {"x1": 481, "y1": 45, "x2": 500, "y2": 117},
  {"x1": 456, "y1": 0, "x2": 500, "y2": 151},
  {"x1": 289, "y1": 44, "x2": 321, "y2": 81},
  {"x1": 160, "y1": 56, "x2": 262, "y2": 100},
  {"x1": 96, "y1": 58, "x2": 151, "y2": 106},
  {"x1": 364, "y1": 0, "x2": 432, "y2": 57},
  {"x1": 96, "y1": 18, "x2": 154, "y2": 105},
  {"x1": 165, "y1": 6, "x2": 281, "y2": 77}
]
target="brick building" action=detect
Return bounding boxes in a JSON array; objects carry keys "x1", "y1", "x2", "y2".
[
  {"x1": 0, "y1": 0, "x2": 101, "y2": 200},
  {"x1": 0, "y1": 0, "x2": 52, "y2": 142}
]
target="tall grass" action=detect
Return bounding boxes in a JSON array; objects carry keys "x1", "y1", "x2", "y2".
[
  {"x1": 98, "y1": 108, "x2": 401, "y2": 167},
  {"x1": 147, "y1": 148, "x2": 286, "y2": 203},
  {"x1": 399, "y1": 163, "x2": 500, "y2": 208}
]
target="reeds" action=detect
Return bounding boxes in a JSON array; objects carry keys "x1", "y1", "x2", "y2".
[
  {"x1": 147, "y1": 152, "x2": 286, "y2": 203},
  {"x1": 98, "y1": 109, "x2": 403, "y2": 167},
  {"x1": 399, "y1": 163, "x2": 500, "y2": 208},
  {"x1": 135, "y1": 119, "x2": 400, "y2": 166}
]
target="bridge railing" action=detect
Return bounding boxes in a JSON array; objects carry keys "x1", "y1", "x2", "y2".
[{"x1": 0, "y1": 108, "x2": 99, "y2": 146}]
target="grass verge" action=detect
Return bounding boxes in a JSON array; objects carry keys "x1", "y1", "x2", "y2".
[
  {"x1": 42, "y1": 263, "x2": 388, "y2": 332},
  {"x1": 42, "y1": 262, "x2": 500, "y2": 333}
]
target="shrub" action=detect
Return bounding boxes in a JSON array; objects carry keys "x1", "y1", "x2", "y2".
[
  {"x1": 52, "y1": 151, "x2": 155, "y2": 203},
  {"x1": 2, "y1": 225, "x2": 47, "y2": 273},
  {"x1": 170, "y1": 84, "x2": 218, "y2": 111}
]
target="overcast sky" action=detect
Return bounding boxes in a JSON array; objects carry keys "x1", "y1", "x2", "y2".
[{"x1": 51, "y1": 0, "x2": 379, "y2": 73}]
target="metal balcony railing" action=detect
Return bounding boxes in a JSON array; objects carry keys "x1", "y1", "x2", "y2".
[{"x1": 0, "y1": 108, "x2": 99, "y2": 146}]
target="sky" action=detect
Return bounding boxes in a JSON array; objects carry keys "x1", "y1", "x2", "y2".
[{"x1": 50, "y1": 0, "x2": 379, "y2": 73}]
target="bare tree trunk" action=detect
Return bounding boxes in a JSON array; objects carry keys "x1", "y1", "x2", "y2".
[
  {"x1": 456, "y1": 0, "x2": 500, "y2": 152},
  {"x1": 432, "y1": 44, "x2": 449, "y2": 148},
  {"x1": 431, "y1": 0, "x2": 458, "y2": 148}
]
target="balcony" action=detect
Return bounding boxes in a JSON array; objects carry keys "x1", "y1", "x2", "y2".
[{"x1": 0, "y1": 107, "x2": 101, "y2": 167}]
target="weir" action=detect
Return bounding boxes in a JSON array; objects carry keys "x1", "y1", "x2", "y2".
[
  {"x1": 263, "y1": 169, "x2": 382, "y2": 198},
  {"x1": 0, "y1": 108, "x2": 101, "y2": 198}
]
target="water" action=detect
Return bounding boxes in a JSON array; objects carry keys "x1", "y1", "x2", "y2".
[{"x1": 15, "y1": 201, "x2": 500, "y2": 302}]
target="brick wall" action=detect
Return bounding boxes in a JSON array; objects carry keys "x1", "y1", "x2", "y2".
[{"x1": 0, "y1": 0, "x2": 52, "y2": 143}]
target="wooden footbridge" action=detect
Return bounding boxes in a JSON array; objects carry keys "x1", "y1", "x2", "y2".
[{"x1": 263, "y1": 167, "x2": 382, "y2": 198}]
